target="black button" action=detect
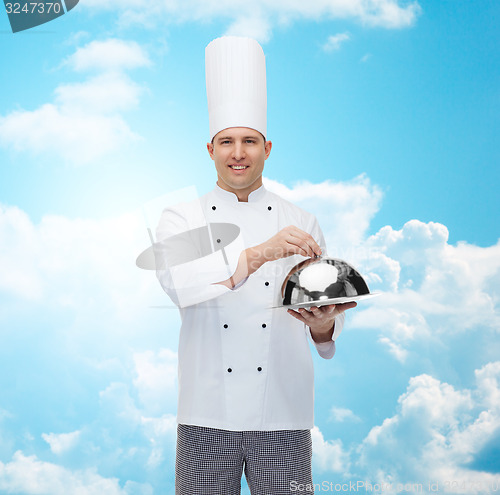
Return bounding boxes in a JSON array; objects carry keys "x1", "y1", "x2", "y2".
[
  {"x1": 212, "y1": 206, "x2": 216, "y2": 210},
  {"x1": 227, "y1": 368, "x2": 232, "y2": 373},
  {"x1": 257, "y1": 367, "x2": 262, "y2": 372},
  {"x1": 223, "y1": 324, "x2": 228, "y2": 329},
  {"x1": 267, "y1": 206, "x2": 272, "y2": 211},
  {"x1": 265, "y1": 281, "x2": 269, "y2": 286},
  {"x1": 262, "y1": 323, "x2": 267, "y2": 328},
  {"x1": 217, "y1": 238, "x2": 221, "y2": 243}
]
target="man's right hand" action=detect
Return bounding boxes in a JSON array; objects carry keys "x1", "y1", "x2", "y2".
[
  {"x1": 217, "y1": 226, "x2": 321, "y2": 288},
  {"x1": 245, "y1": 226, "x2": 321, "y2": 275},
  {"x1": 260, "y1": 225, "x2": 322, "y2": 261}
]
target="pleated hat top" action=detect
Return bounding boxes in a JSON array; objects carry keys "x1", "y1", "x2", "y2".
[{"x1": 205, "y1": 36, "x2": 267, "y2": 141}]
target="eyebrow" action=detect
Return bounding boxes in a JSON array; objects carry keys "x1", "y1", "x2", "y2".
[{"x1": 216, "y1": 135, "x2": 260, "y2": 142}]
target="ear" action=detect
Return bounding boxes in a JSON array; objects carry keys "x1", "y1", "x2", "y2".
[
  {"x1": 264, "y1": 140, "x2": 272, "y2": 160},
  {"x1": 207, "y1": 142, "x2": 215, "y2": 160}
]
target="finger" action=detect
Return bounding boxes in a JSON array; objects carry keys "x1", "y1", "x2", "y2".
[
  {"x1": 298, "y1": 307, "x2": 317, "y2": 321},
  {"x1": 303, "y1": 232, "x2": 322, "y2": 257},
  {"x1": 304, "y1": 237, "x2": 322, "y2": 257},
  {"x1": 313, "y1": 304, "x2": 334, "y2": 313},
  {"x1": 337, "y1": 302, "x2": 357, "y2": 310},
  {"x1": 320, "y1": 304, "x2": 336, "y2": 314},
  {"x1": 310, "y1": 306, "x2": 323, "y2": 317},
  {"x1": 299, "y1": 235, "x2": 322, "y2": 258},
  {"x1": 287, "y1": 309, "x2": 307, "y2": 324},
  {"x1": 333, "y1": 302, "x2": 357, "y2": 315},
  {"x1": 288, "y1": 227, "x2": 322, "y2": 257},
  {"x1": 285, "y1": 238, "x2": 312, "y2": 258},
  {"x1": 287, "y1": 234, "x2": 317, "y2": 258}
]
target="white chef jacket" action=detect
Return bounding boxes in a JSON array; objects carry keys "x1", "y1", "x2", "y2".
[{"x1": 156, "y1": 184, "x2": 344, "y2": 431}]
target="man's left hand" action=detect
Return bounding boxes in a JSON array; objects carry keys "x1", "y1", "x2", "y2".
[{"x1": 287, "y1": 302, "x2": 357, "y2": 343}]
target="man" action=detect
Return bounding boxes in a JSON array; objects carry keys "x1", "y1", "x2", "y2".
[{"x1": 156, "y1": 36, "x2": 356, "y2": 495}]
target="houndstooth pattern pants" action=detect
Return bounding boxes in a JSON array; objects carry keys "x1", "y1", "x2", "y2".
[{"x1": 176, "y1": 424, "x2": 313, "y2": 495}]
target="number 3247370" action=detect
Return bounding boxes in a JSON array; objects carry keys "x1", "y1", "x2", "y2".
[{"x1": 5, "y1": 3, "x2": 62, "y2": 14}]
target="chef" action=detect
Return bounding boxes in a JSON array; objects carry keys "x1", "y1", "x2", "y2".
[{"x1": 155, "y1": 36, "x2": 356, "y2": 495}]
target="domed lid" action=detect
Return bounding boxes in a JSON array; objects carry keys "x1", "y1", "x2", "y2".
[{"x1": 280, "y1": 256, "x2": 379, "y2": 309}]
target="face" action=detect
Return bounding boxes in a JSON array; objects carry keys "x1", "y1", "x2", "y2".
[{"x1": 207, "y1": 127, "x2": 272, "y2": 202}]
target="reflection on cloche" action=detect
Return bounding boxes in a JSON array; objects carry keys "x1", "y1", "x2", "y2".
[{"x1": 281, "y1": 256, "x2": 376, "y2": 309}]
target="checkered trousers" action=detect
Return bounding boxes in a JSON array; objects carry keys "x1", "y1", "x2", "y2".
[{"x1": 176, "y1": 424, "x2": 313, "y2": 495}]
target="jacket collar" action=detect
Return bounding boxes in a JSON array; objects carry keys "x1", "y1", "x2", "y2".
[{"x1": 213, "y1": 183, "x2": 267, "y2": 203}]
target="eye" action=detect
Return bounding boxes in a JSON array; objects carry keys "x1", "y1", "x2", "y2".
[{"x1": 245, "y1": 139, "x2": 257, "y2": 144}]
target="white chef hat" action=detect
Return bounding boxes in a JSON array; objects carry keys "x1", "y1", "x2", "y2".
[{"x1": 205, "y1": 36, "x2": 267, "y2": 141}]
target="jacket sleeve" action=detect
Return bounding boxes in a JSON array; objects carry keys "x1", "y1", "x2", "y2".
[
  {"x1": 307, "y1": 312, "x2": 345, "y2": 359},
  {"x1": 155, "y1": 204, "x2": 245, "y2": 308}
]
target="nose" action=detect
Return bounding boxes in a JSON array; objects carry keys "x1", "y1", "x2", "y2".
[{"x1": 232, "y1": 141, "x2": 246, "y2": 161}]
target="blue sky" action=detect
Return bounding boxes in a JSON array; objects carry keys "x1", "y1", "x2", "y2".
[{"x1": 0, "y1": 1, "x2": 499, "y2": 494}]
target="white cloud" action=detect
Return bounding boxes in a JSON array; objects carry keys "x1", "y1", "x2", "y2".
[
  {"x1": 350, "y1": 220, "x2": 500, "y2": 359},
  {"x1": 0, "y1": 408, "x2": 13, "y2": 421},
  {"x1": 80, "y1": 0, "x2": 421, "y2": 40},
  {"x1": 312, "y1": 426, "x2": 350, "y2": 474},
  {"x1": 226, "y1": 16, "x2": 273, "y2": 44},
  {"x1": 63, "y1": 30, "x2": 91, "y2": 47},
  {"x1": 356, "y1": 362, "x2": 500, "y2": 493},
  {"x1": 66, "y1": 39, "x2": 152, "y2": 73},
  {"x1": 0, "y1": 103, "x2": 139, "y2": 165},
  {"x1": 91, "y1": 374, "x2": 178, "y2": 474},
  {"x1": 0, "y1": 203, "x2": 158, "y2": 316},
  {"x1": 0, "y1": 409, "x2": 14, "y2": 459},
  {"x1": 0, "y1": 39, "x2": 150, "y2": 165},
  {"x1": 133, "y1": 349, "x2": 178, "y2": 415},
  {"x1": 140, "y1": 415, "x2": 177, "y2": 468},
  {"x1": 54, "y1": 72, "x2": 144, "y2": 115},
  {"x1": 476, "y1": 361, "x2": 500, "y2": 410},
  {"x1": 329, "y1": 406, "x2": 361, "y2": 423},
  {"x1": 66, "y1": 376, "x2": 178, "y2": 481},
  {"x1": 42, "y1": 431, "x2": 81, "y2": 455},
  {"x1": 323, "y1": 32, "x2": 351, "y2": 52},
  {"x1": 264, "y1": 174, "x2": 383, "y2": 251},
  {"x1": 0, "y1": 205, "x2": 43, "y2": 300},
  {"x1": 99, "y1": 382, "x2": 143, "y2": 427},
  {"x1": 0, "y1": 451, "x2": 152, "y2": 495},
  {"x1": 378, "y1": 335, "x2": 409, "y2": 362}
]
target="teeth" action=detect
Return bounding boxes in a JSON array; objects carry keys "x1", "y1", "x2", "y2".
[{"x1": 231, "y1": 166, "x2": 247, "y2": 170}]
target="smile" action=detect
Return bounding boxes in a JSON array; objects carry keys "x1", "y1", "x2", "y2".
[{"x1": 229, "y1": 165, "x2": 249, "y2": 170}]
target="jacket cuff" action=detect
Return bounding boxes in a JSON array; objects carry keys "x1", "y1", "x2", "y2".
[{"x1": 312, "y1": 337, "x2": 336, "y2": 359}]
